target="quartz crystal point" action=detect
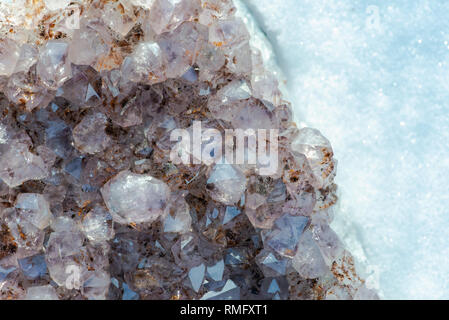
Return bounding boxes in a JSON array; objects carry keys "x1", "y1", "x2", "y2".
[
  {"x1": 15, "y1": 193, "x2": 53, "y2": 230},
  {"x1": 36, "y1": 41, "x2": 72, "y2": 90},
  {"x1": 0, "y1": 0, "x2": 377, "y2": 300},
  {"x1": 121, "y1": 42, "x2": 166, "y2": 84},
  {"x1": 81, "y1": 205, "x2": 115, "y2": 244},
  {"x1": 206, "y1": 162, "x2": 247, "y2": 205},
  {"x1": 68, "y1": 26, "x2": 110, "y2": 67},
  {"x1": 163, "y1": 192, "x2": 192, "y2": 233},
  {"x1": 0, "y1": 138, "x2": 49, "y2": 188},
  {"x1": 73, "y1": 113, "x2": 111, "y2": 155},
  {"x1": 101, "y1": 171, "x2": 170, "y2": 224},
  {"x1": 292, "y1": 229, "x2": 328, "y2": 279}
]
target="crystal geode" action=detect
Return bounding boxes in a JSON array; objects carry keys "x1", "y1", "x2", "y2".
[{"x1": 0, "y1": 0, "x2": 378, "y2": 300}]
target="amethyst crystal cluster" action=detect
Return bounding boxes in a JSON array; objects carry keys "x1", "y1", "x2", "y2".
[{"x1": 0, "y1": 0, "x2": 377, "y2": 300}]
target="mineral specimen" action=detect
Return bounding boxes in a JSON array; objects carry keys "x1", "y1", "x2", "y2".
[{"x1": 0, "y1": 0, "x2": 377, "y2": 300}]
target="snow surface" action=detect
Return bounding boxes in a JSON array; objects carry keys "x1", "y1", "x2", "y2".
[{"x1": 244, "y1": 0, "x2": 449, "y2": 299}]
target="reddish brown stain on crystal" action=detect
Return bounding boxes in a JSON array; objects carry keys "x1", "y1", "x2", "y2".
[{"x1": 0, "y1": 224, "x2": 17, "y2": 259}]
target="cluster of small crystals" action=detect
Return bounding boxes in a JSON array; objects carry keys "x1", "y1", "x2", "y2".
[{"x1": 0, "y1": 0, "x2": 378, "y2": 300}]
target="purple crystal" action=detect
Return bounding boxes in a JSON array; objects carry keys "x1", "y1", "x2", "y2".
[{"x1": 0, "y1": 0, "x2": 375, "y2": 300}]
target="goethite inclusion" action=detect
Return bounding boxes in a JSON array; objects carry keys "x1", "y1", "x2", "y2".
[{"x1": 0, "y1": 0, "x2": 378, "y2": 300}]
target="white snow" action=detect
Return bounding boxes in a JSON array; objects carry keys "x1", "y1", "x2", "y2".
[{"x1": 244, "y1": 0, "x2": 449, "y2": 299}]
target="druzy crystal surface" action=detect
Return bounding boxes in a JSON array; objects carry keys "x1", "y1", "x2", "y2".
[{"x1": 0, "y1": 0, "x2": 377, "y2": 300}]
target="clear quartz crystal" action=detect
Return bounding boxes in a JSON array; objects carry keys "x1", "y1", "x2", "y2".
[
  {"x1": 81, "y1": 206, "x2": 115, "y2": 244},
  {"x1": 291, "y1": 128, "x2": 336, "y2": 189},
  {"x1": 163, "y1": 192, "x2": 192, "y2": 233},
  {"x1": 101, "y1": 171, "x2": 170, "y2": 224},
  {"x1": 25, "y1": 285, "x2": 59, "y2": 300},
  {"x1": 207, "y1": 162, "x2": 247, "y2": 205},
  {"x1": 292, "y1": 229, "x2": 328, "y2": 279},
  {"x1": 15, "y1": 193, "x2": 53, "y2": 230},
  {"x1": 0, "y1": 38, "x2": 20, "y2": 77},
  {"x1": 5, "y1": 71, "x2": 55, "y2": 112},
  {"x1": 0, "y1": 139, "x2": 49, "y2": 188},
  {"x1": 36, "y1": 41, "x2": 72, "y2": 90},
  {"x1": 0, "y1": 0, "x2": 376, "y2": 300},
  {"x1": 121, "y1": 42, "x2": 166, "y2": 84},
  {"x1": 15, "y1": 44, "x2": 38, "y2": 74},
  {"x1": 73, "y1": 113, "x2": 111, "y2": 155}
]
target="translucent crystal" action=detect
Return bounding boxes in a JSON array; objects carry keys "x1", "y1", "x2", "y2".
[
  {"x1": 291, "y1": 128, "x2": 336, "y2": 189},
  {"x1": 121, "y1": 42, "x2": 165, "y2": 84},
  {"x1": 196, "y1": 43, "x2": 226, "y2": 81},
  {"x1": 222, "y1": 206, "x2": 241, "y2": 225},
  {"x1": 73, "y1": 113, "x2": 111, "y2": 155},
  {"x1": 199, "y1": 0, "x2": 236, "y2": 26},
  {"x1": 101, "y1": 171, "x2": 170, "y2": 224},
  {"x1": 36, "y1": 41, "x2": 72, "y2": 90},
  {"x1": 0, "y1": 265, "x2": 17, "y2": 282},
  {"x1": 0, "y1": 139, "x2": 48, "y2": 188},
  {"x1": 225, "y1": 247, "x2": 250, "y2": 266},
  {"x1": 64, "y1": 156, "x2": 83, "y2": 181},
  {"x1": 81, "y1": 206, "x2": 115, "y2": 244},
  {"x1": 292, "y1": 229, "x2": 328, "y2": 279},
  {"x1": 207, "y1": 259, "x2": 225, "y2": 282},
  {"x1": 260, "y1": 277, "x2": 288, "y2": 300},
  {"x1": 312, "y1": 223, "x2": 345, "y2": 266},
  {"x1": 45, "y1": 225, "x2": 85, "y2": 287},
  {"x1": 15, "y1": 193, "x2": 53, "y2": 230},
  {"x1": 201, "y1": 279, "x2": 240, "y2": 300},
  {"x1": 0, "y1": 0, "x2": 374, "y2": 300},
  {"x1": 245, "y1": 179, "x2": 287, "y2": 229},
  {"x1": 163, "y1": 193, "x2": 192, "y2": 233},
  {"x1": 158, "y1": 22, "x2": 208, "y2": 78},
  {"x1": 103, "y1": 93, "x2": 143, "y2": 128},
  {"x1": 226, "y1": 41, "x2": 252, "y2": 76},
  {"x1": 122, "y1": 282, "x2": 139, "y2": 300},
  {"x1": 325, "y1": 285, "x2": 351, "y2": 300},
  {"x1": 46, "y1": 228, "x2": 84, "y2": 259},
  {"x1": 68, "y1": 26, "x2": 109, "y2": 67},
  {"x1": 45, "y1": 119, "x2": 73, "y2": 159},
  {"x1": 206, "y1": 163, "x2": 247, "y2": 205},
  {"x1": 208, "y1": 79, "x2": 252, "y2": 121},
  {"x1": 209, "y1": 19, "x2": 250, "y2": 48},
  {"x1": 14, "y1": 44, "x2": 38, "y2": 74},
  {"x1": 0, "y1": 38, "x2": 20, "y2": 77},
  {"x1": 189, "y1": 263, "x2": 205, "y2": 292},
  {"x1": 83, "y1": 270, "x2": 110, "y2": 300},
  {"x1": 262, "y1": 214, "x2": 309, "y2": 257},
  {"x1": 256, "y1": 249, "x2": 288, "y2": 277},
  {"x1": 18, "y1": 254, "x2": 48, "y2": 280},
  {"x1": 60, "y1": 65, "x2": 102, "y2": 109},
  {"x1": 148, "y1": 0, "x2": 201, "y2": 35},
  {"x1": 25, "y1": 285, "x2": 59, "y2": 300},
  {"x1": 5, "y1": 72, "x2": 54, "y2": 112},
  {"x1": 101, "y1": 1, "x2": 137, "y2": 37},
  {"x1": 353, "y1": 286, "x2": 380, "y2": 300},
  {"x1": 4, "y1": 208, "x2": 45, "y2": 254}
]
